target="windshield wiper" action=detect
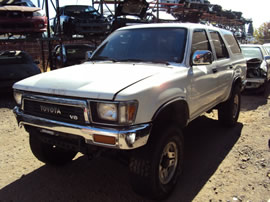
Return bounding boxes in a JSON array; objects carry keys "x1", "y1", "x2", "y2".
[
  {"x1": 118, "y1": 59, "x2": 145, "y2": 62},
  {"x1": 90, "y1": 56, "x2": 117, "y2": 62},
  {"x1": 150, "y1": 60, "x2": 170, "y2": 65}
]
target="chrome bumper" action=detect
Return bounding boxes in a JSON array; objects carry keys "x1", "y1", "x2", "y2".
[
  {"x1": 13, "y1": 106, "x2": 151, "y2": 150},
  {"x1": 245, "y1": 78, "x2": 265, "y2": 89}
]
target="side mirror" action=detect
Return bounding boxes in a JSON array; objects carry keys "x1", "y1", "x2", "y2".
[
  {"x1": 192, "y1": 50, "x2": 213, "y2": 65},
  {"x1": 264, "y1": 55, "x2": 270, "y2": 61},
  {"x1": 85, "y1": 51, "x2": 92, "y2": 60}
]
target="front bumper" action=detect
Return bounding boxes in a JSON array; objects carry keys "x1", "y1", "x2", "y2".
[
  {"x1": 74, "y1": 22, "x2": 111, "y2": 34},
  {"x1": 245, "y1": 78, "x2": 266, "y2": 89},
  {"x1": 13, "y1": 106, "x2": 151, "y2": 150}
]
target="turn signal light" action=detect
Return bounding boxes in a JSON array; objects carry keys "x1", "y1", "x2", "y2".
[{"x1": 93, "y1": 134, "x2": 116, "y2": 145}]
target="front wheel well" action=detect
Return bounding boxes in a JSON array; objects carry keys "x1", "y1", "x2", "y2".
[
  {"x1": 151, "y1": 100, "x2": 189, "y2": 131},
  {"x1": 233, "y1": 77, "x2": 242, "y2": 90}
]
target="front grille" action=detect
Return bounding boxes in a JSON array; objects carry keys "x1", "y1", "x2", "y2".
[
  {"x1": 23, "y1": 99, "x2": 87, "y2": 125},
  {"x1": 0, "y1": 11, "x2": 33, "y2": 18}
]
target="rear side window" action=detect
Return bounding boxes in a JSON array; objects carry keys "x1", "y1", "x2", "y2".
[
  {"x1": 191, "y1": 29, "x2": 211, "y2": 54},
  {"x1": 223, "y1": 34, "x2": 241, "y2": 54},
  {"x1": 209, "y1": 31, "x2": 229, "y2": 59}
]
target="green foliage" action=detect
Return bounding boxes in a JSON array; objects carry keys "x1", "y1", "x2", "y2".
[{"x1": 254, "y1": 22, "x2": 270, "y2": 44}]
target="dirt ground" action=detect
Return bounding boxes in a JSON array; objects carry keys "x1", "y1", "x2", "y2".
[{"x1": 0, "y1": 88, "x2": 269, "y2": 202}]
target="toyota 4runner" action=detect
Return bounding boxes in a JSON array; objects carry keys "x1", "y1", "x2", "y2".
[{"x1": 13, "y1": 23, "x2": 246, "y2": 200}]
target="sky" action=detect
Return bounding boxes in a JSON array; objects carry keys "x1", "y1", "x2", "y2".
[
  {"x1": 209, "y1": 0, "x2": 269, "y2": 29},
  {"x1": 32, "y1": 0, "x2": 269, "y2": 29}
]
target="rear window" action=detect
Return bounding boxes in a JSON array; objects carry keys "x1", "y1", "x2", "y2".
[
  {"x1": 209, "y1": 31, "x2": 229, "y2": 59},
  {"x1": 223, "y1": 34, "x2": 241, "y2": 54},
  {"x1": 241, "y1": 47, "x2": 263, "y2": 60}
]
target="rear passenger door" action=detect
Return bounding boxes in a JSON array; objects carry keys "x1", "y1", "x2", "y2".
[{"x1": 208, "y1": 30, "x2": 232, "y2": 101}]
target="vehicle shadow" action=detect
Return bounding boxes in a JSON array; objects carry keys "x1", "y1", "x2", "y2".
[
  {"x1": 241, "y1": 82, "x2": 270, "y2": 111},
  {"x1": 0, "y1": 91, "x2": 16, "y2": 109},
  {"x1": 168, "y1": 116, "x2": 242, "y2": 202},
  {"x1": 0, "y1": 116, "x2": 242, "y2": 202}
]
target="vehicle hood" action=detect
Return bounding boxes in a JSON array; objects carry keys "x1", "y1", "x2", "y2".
[
  {"x1": 0, "y1": 64, "x2": 40, "y2": 80},
  {"x1": 0, "y1": 5, "x2": 40, "y2": 12},
  {"x1": 115, "y1": 0, "x2": 149, "y2": 18},
  {"x1": 246, "y1": 58, "x2": 262, "y2": 69},
  {"x1": 13, "y1": 62, "x2": 170, "y2": 100},
  {"x1": 246, "y1": 58, "x2": 267, "y2": 73}
]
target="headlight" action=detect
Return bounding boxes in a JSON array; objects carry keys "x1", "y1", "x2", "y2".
[
  {"x1": 92, "y1": 101, "x2": 138, "y2": 125},
  {"x1": 97, "y1": 103, "x2": 117, "y2": 121},
  {"x1": 13, "y1": 91, "x2": 22, "y2": 105}
]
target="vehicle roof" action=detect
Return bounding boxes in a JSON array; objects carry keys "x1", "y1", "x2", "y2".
[
  {"x1": 61, "y1": 5, "x2": 94, "y2": 8},
  {"x1": 0, "y1": 5, "x2": 40, "y2": 12},
  {"x1": 63, "y1": 44, "x2": 95, "y2": 49},
  {"x1": 240, "y1": 44, "x2": 263, "y2": 47},
  {"x1": 117, "y1": 23, "x2": 232, "y2": 33}
]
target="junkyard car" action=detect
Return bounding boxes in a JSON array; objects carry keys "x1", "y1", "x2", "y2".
[
  {"x1": 51, "y1": 44, "x2": 95, "y2": 69},
  {"x1": 241, "y1": 44, "x2": 270, "y2": 91},
  {"x1": 109, "y1": 0, "x2": 176, "y2": 31},
  {"x1": 0, "y1": 0, "x2": 47, "y2": 37},
  {"x1": 13, "y1": 23, "x2": 246, "y2": 199},
  {"x1": 110, "y1": 0, "x2": 150, "y2": 31},
  {"x1": 263, "y1": 43, "x2": 270, "y2": 54},
  {"x1": 0, "y1": 50, "x2": 41, "y2": 91},
  {"x1": 53, "y1": 5, "x2": 111, "y2": 37}
]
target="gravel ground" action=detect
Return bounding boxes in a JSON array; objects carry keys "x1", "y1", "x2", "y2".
[{"x1": 0, "y1": 89, "x2": 269, "y2": 202}]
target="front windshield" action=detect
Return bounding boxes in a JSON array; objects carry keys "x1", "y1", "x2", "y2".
[
  {"x1": 241, "y1": 47, "x2": 263, "y2": 60},
  {"x1": 64, "y1": 6, "x2": 100, "y2": 17},
  {"x1": 91, "y1": 28, "x2": 187, "y2": 64}
]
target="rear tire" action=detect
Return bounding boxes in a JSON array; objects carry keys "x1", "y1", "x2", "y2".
[
  {"x1": 218, "y1": 85, "x2": 241, "y2": 127},
  {"x1": 129, "y1": 125, "x2": 184, "y2": 200},
  {"x1": 29, "y1": 131, "x2": 77, "y2": 165}
]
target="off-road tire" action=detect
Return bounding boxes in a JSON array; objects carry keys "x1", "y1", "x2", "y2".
[
  {"x1": 218, "y1": 85, "x2": 241, "y2": 127},
  {"x1": 129, "y1": 125, "x2": 184, "y2": 200},
  {"x1": 29, "y1": 131, "x2": 77, "y2": 165}
]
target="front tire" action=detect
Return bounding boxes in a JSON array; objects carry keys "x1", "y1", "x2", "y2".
[
  {"x1": 129, "y1": 126, "x2": 184, "y2": 200},
  {"x1": 218, "y1": 85, "x2": 241, "y2": 127},
  {"x1": 29, "y1": 131, "x2": 77, "y2": 165}
]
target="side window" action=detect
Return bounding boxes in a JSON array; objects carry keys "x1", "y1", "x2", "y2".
[
  {"x1": 223, "y1": 34, "x2": 241, "y2": 54},
  {"x1": 209, "y1": 31, "x2": 229, "y2": 59},
  {"x1": 55, "y1": 46, "x2": 60, "y2": 56},
  {"x1": 191, "y1": 29, "x2": 211, "y2": 54}
]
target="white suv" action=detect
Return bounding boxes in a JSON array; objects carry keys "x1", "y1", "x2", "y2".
[{"x1": 13, "y1": 23, "x2": 246, "y2": 200}]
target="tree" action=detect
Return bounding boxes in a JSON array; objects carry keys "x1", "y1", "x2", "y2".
[
  {"x1": 248, "y1": 22, "x2": 254, "y2": 36},
  {"x1": 254, "y1": 22, "x2": 270, "y2": 44}
]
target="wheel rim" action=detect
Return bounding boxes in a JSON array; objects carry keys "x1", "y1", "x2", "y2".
[
  {"x1": 233, "y1": 93, "x2": 239, "y2": 119},
  {"x1": 159, "y1": 141, "x2": 178, "y2": 185}
]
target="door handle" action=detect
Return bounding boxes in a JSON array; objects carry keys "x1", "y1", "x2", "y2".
[{"x1": 212, "y1": 68, "x2": 217, "y2": 73}]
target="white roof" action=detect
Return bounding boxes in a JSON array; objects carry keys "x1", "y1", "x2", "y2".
[{"x1": 117, "y1": 22, "x2": 224, "y2": 31}]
